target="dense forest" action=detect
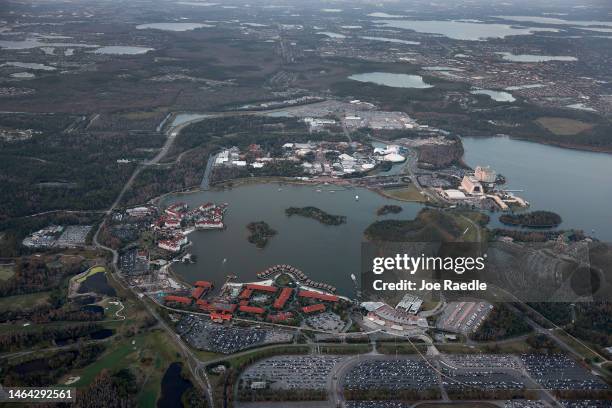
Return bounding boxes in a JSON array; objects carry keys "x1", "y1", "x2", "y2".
[
  {"x1": 0, "y1": 113, "x2": 164, "y2": 220},
  {"x1": 0, "y1": 256, "x2": 86, "y2": 297},
  {"x1": 471, "y1": 304, "x2": 531, "y2": 341},
  {"x1": 365, "y1": 209, "x2": 462, "y2": 242},
  {"x1": 0, "y1": 322, "x2": 104, "y2": 352},
  {"x1": 75, "y1": 369, "x2": 138, "y2": 408},
  {"x1": 285, "y1": 207, "x2": 347, "y2": 226},
  {"x1": 1, "y1": 344, "x2": 105, "y2": 387},
  {"x1": 499, "y1": 211, "x2": 562, "y2": 228}
]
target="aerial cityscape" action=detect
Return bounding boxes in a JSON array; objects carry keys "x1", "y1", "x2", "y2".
[{"x1": 0, "y1": 0, "x2": 611, "y2": 406}]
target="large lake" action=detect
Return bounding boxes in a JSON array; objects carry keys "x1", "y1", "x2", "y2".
[
  {"x1": 136, "y1": 23, "x2": 214, "y2": 31},
  {"x1": 373, "y1": 20, "x2": 558, "y2": 41},
  {"x1": 348, "y1": 72, "x2": 432, "y2": 88},
  {"x1": 163, "y1": 183, "x2": 422, "y2": 295},
  {"x1": 470, "y1": 89, "x2": 516, "y2": 102},
  {"x1": 493, "y1": 16, "x2": 612, "y2": 28},
  {"x1": 497, "y1": 52, "x2": 577, "y2": 62},
  {"x1": 462, "y1": 136, "x2": 612, "y2": 240},
  {"x1": 164, "y1": 136, "x2": 612, "y2": 293}
]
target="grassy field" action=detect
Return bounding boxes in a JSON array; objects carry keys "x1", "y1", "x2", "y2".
[
  {"x1": 552, "y1": 329, "x2": 606, "y2": 363},
  {"x1": 0, "y1": 264, "x2": 15, "y2": 281},
  {"x1": 381, "y1": 184, "x2": 428, "y2": 202},
  {"x1": 535, "y1": 117, "x2": 593, "y2": 136},
  {"x1": 66, "y1": 329, "x2": 185, "y2": 407},
  {"x1": 75, "y1": 266, "x2": 106, "y2": 283},
  {"x1": 437, "y1": 339, "x2": 532, "y2": 354},
  {"x1": 0, "y1": 291, "x2": 51, "y2": 311}
]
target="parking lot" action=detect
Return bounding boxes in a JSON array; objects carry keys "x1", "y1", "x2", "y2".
[
  {"x1": 437, "y1": 301, "x2": 493, "y2": 334},
  {"x1": 305, "y1": 311, "x2": 345, "y2": 332},
  {"x1": 177, "y1": 315, "x2": 293, "y2": 354},
  {"x1": 343, "y1": 358, "x2": 438, "y2": 391},
  {"x1": 345, "y1": 403, "x2": 412, "y2": 408},
  {"x1": 442, "y1": 369, "x2": 526, "y2": 391},
  {"x1": 521, "y1": 354, "x2": 609, "y2": 391},
  {"x1": 240, "y1": 355, "x2": 344, "y2": 390},
  {"x1": 441, "y1": 354, "x2": 521, "y2": 370},
  {"x1": 55, "y1": 225, "x2": 92, "y2": 247},
  {"x1": 560, "y1": 401, "x2": 612, "y2": 408}
]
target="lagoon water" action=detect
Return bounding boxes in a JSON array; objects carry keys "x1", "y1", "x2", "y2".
[
  {"x1": 497, "y1": 52, "x2": 577, "y2": 62},
  {"x1": 360, "y1": 36, "x2": 420, "y2": 45},
  {"x1": 317, "y1": 32, "x2": 346, "y2": 39},
  {"x1": 374, "y1": 19, "x2": 558, "y2": 41},
  {"x1": 470, "y1": 89, "x2": 516, "y2": 102},
  {"x1": 166, "y1": 137, "x2": 612, "y2": 291},
  {"x1": 94, "y1": 46, "x2": 153, "y2": 55},
  {"x1": 136, "y1": 23, "x2": 213, "y2": 31},
  {"x1": 462, "y1": 136, "x2": 612, "y2": 241},
  {"x1": 2, "y1": 62, "x2": 56, "y2": 71},
  {"x1": 348, "y1": 72, "x2": 432, "y2": 88},
  {"x1": 164, "y1": 183, "x2": 422, "y2": 295},
  {"x1": 493, "y1": 16, "x2": 612, "y2": 28},
  {"x1": 0, "y1": 39, "x2": 96, "y2": 50}
]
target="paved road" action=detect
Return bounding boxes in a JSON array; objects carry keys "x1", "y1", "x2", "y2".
[{"x1": 91, "y1": 114, "x2": 216, "y2": 406}]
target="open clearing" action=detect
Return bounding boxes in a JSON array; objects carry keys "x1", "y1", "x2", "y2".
[
  {"x1": 535, "y1": 117, "x2": 593, "y2": 135},
  {"x1": 68, "y1": 329, "x2": 185, "y2": 406},
  {"x1": 75, "y1": 266, "x2": 106, "y2": 283},
  {"x1": 0, "y1": 291, "x2": 51, "y2": 311},
  {"x1": 0, "y1": 264, "x2": 15, "y2": 281},
  {"x1": 381, "y1": 184, "x2": 428, "y2": 202}
]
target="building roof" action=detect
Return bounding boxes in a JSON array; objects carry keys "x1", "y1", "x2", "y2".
[
  {"x1": 246, "y1": 284, "x2": 278, "y2": 293},
  {"x1": 273, "y1": 287, "x2": 293, "y2": 309},
  {"x1": 239, "y1": 288, "x2": 253, "y2": 299},
  {"x1": 302, "y1": 303, "x2": 326, "y2": 314},
  {"x1": 239, "y1": 305, "x2": 265, "y2": 314},
  {"x1": 192, "y1": 287, "x2": 206, "y2": 299},
  {"x1": 443, "y1": 189, "x2": 467, "y2": 200},
  {"x1": 164, "y1": 295, "x2": 191, "y2": 305}
]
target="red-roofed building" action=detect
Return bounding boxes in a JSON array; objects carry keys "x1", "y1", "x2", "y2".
[
  {"x1": 194, "y1": 281, "x2": 212, "y2": 288},
  {"x1": 246, "y1": 284, "x2": 278, "y2": 293},
  {"x1": 298, "y1": 290, "x2": 338, "y2": 302},
  {"x1": 196, "y1": 299, "x2": 209, "y2": 306},
  {"x1": 210, "y1": 312, "x2": 232, "y2": 323},
  {"x1": 192, "y1": 286, "x2": 206, "y2": 299},
  {"x1": 268, "y1": 312, "x2": 293, "y2": 322},
  {"x1": 165, "y1": 203, "x2": 187, "y2": 218},
  {"x1": 239, "y1": 300, "x2": 249, "y2": 306},
  {"x1": 301, "y1": 303, "x2": 326, "y2": 314},
  {"x1": 239, "y1": 305, "x2": 265, "y2": 314},
  {"x1": 273, "y1": 287, "x2": 293, "y2": 309},
  {"x1": 164, "y1": 295, "x2": 191, "y2": 305},
  {"x1": 239, "y1": 288, "x2": 253, "y2": 299}
]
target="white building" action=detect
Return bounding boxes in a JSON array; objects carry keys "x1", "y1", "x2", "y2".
[
  {"x1": 442, "y1": 189, "x2": 467, "y2": 200},
  {"x1": 396, "y1": 294, "x2": 423, "y2": 315},
  {"x1": 460, "y1": 175, "x2": 484, "y2": 195},
  {"x1": 383, "y1": 152, "x2": 405, "y2": 163},
  {"x1": 475, "y1": 166, "x2": 497, "y2": 183}
]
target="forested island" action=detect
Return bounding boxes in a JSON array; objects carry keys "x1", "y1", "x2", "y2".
[
  {"x1": 246, "y1": 222, "x2": 277, "y2": 248},
  {"x1": 285, "y1": 207, "x2": 346, "y2": 226},
  {"x1": 499, "y1": 211, "x2": 562, "y2": 228},
  {"x1": 377, "y1": 205, "x2": 403, "y2": 216}
]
